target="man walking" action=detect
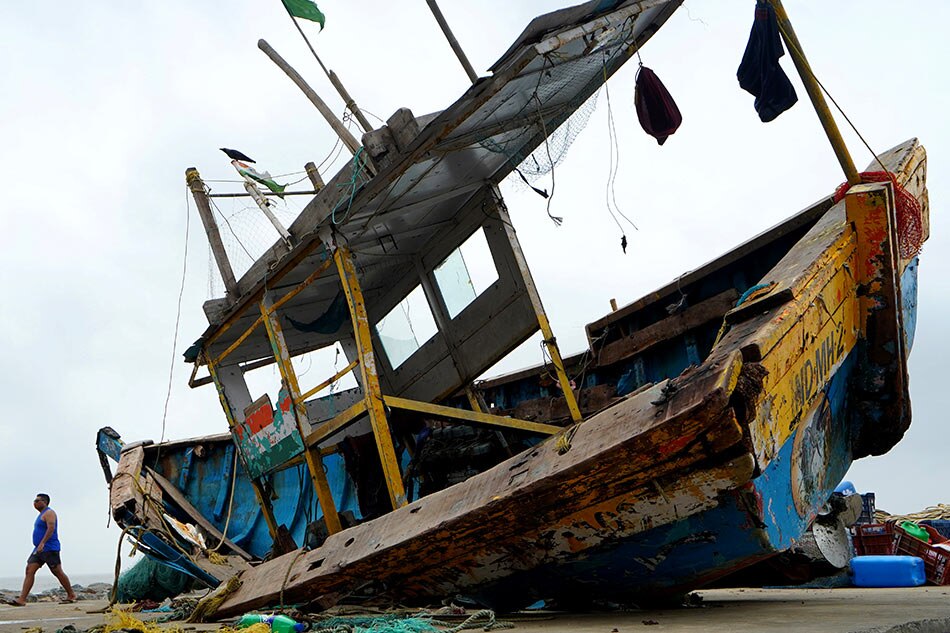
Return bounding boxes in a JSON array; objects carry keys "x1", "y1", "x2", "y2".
[{"x1": 10, "y1": 494, "x2": 78, "y2": 605}]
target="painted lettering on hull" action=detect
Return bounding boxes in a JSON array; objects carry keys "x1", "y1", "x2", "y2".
[{"x1": 793, "y1": 323, "x2": 847, "y2": 410}]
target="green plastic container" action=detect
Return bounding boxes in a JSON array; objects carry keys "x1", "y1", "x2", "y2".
[
  {"x1": 236, "y1": 614, "x2": 272, "y2": 628},
  {"x1": 899, "y1": 521, "x2": 931, "y2": 543},
  {"x1": 270, "y1": 615, "x2": 306, "y2": 633}
]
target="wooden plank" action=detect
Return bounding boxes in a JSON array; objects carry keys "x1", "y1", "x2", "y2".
[
  {"x1": 110, "y1": 447, "x2": 164, "y2": 530},
  {"x1": 725, "y1": 203, "x2": 852, "y2": 324},
  {"x1": 144, "y1": 466, "x2": 256, "y2": 561},
  {"x1": 110, "y1": 446, "x2": 145, "y2": 520},
  {"x1": 752, "y1": 261, "x2": 858, "y2": 397},
  {"x1": 383, "y1": 395, "x2": 561, "y2": 435},
  {"x1": 596, "y1": 289, "x2": 739, "y2": 367},
  {"x1": 739, "y1": 235, "x2": 857, "y2": 364}
]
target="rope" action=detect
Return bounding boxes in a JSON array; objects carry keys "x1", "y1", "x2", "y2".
[
  {"x1": 280, "y1": 548, "x2": 308, "y2": 610},
  {"x1": 711, "y1": 282, "x2": 777, "y2": 349},
  {"x1": 108, "y1": 527, "x2": 132, "y2": 606},
  {"x1": 555, "y1": 424, "x2": 580, "y2": 455},
  {"x1": 533, "y1": 70, "x2": 562, "y2": 227},
  {"x1": 439, "y1": 610, "x2": 513, "y2": 632},
  {"x1": 153, "y1": 187, "x2": 192, "y2": 468},
  {"x1": 774, "y1": 19, "x2": 889, "y2": 176},
  {"x1": 876, "y1": 504, "x2": 950, "y2": 524},
  {"x1": 331, "y1": 147, "x2": 369, "y2": 225},
  {"x1": 209, "y1": 449, "x2": 239, "y2": 556},
  {"x1": 186, "y1": 574, "x2": 242, "y2": 623}
]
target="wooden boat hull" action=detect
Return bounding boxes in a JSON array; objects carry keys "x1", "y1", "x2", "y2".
[
  {"x1": 100, "y1": 99, "x2": 927, "y2": 610},
  {"x1": 97, "y1": 139, "x2": 928, "y2": 616}
]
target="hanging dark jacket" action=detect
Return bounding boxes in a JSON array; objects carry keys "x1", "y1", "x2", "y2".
[{"x1": 737, "y1": 1, "x2": 798, "y2": 122}]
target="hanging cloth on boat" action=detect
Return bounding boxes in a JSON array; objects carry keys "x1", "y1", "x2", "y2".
[
  {"x1": 737, "y1": 1, "x2": 798, "y2": 122},
  {"x1": 286, "y1": 291, "x2": 348, "y2": 334},
  {"x1": 634, "y1": 65, "x2": 682, "y2": 145}
]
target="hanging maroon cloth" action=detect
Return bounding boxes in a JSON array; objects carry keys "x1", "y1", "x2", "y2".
[{"x1": 634, "y1": 65, "x2": 682, "y2": 145}]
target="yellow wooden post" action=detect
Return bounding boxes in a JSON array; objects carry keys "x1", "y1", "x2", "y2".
[
  {"x1": 465, "y1": 387, "x2": 484, "y2": 413},
  {"x1": 537, "y1": 313, "x2": 582, "y2": 422},
  {"x1": 206, "y1": 358, "x2": 281, "y2": 539},
  {"x1": 334, "y1": 246, "x2": 408, "y2": 509},
  {"x1": 260, "y1": 297, "x2": 343, "y2": 534},
  {"x1": 490, "y1": 188, "x2": 582, "y2": 422}
]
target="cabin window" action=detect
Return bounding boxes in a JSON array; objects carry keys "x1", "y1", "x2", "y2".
[
  {"x1": 433, "y1": 228, "x2": 498, "y2": 318},
  {"x1": 293, "y1": 341, "x2": 359, "y2": 394},
  {"x1": 377, "y1": 285, "x2": 438, "y2": 369}
]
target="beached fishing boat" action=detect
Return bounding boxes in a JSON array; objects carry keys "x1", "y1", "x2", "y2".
[{"x1": 97, "y1": 0, "x2": 929, "y2": 616}]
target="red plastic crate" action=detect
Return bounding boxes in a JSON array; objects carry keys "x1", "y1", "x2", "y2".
[
  {"x1": 894, "y1": 525, "x2": 950, "y2": 585},
  {"x1": 852, "y1": 523, "x2": 896, "y2": 556}
]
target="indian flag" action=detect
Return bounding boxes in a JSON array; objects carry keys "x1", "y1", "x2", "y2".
[
  {"x1": 283, "y1": 0, "x2": 325, "y2": 30},
  {"x1": 232, "y1": 160, "x2": 287, "y2": 197}
]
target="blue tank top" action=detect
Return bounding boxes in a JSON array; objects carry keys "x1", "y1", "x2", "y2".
[{"x1": 33, "y1": 508, "x2": 61, "y2": 551}]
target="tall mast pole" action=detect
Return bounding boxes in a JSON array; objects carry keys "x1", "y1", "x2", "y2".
[
  {"x1": 279, "y1": 1, "x2": 374, "y2": 134},
  {"x1": 258, "y1": 39, "x2": 364, "y2": 158},
  {"x1": 769, "y1": 0, "x2": 860, "y2": 186},
  {"x1": 424, "y1": 0, "x2": 479, "y2": 84}
]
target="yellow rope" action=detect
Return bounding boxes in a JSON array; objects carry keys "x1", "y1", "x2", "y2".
[
  {"x1": 876, "y1": 504, "x2": 950, "y2": 524},
  {"x1": 105, "y1": 607, "x2": 183, "y2": 633},
  {"x1": 555, "y1": 424, "x2": 580, "y2": 455},
  {"x1": 186, "y1": 574, "x2": 243, "y2": 623},
  {"x1": 280, "y1": 548, "x2": 308, "y2": 609}
]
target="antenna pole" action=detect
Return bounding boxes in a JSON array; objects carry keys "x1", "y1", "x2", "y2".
[
  {"x1": 424, "y1": 0, "x2": 479, "y2": 84},
  {"x1": 279, "y1": 3, "x2": 374, "y2": 133},
  {"x1": 769, "y1": 0, "x2": 859, "y2": 185}
]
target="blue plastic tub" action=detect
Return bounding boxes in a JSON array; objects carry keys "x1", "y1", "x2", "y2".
[{"x1": 851, "y1": 555, "x2": 926, "y2": 587}]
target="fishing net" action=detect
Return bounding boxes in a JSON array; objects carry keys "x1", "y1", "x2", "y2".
[
  {"x1": 206, "y1": 194, "x2": 306, "y2": 297},
  {"x1": 310, "y1": 610, "x2": 512, "y2": 633},
  {"x1": 833, "y1": 171, "x2": 924, "y2": 259},
  {"x1": 115, "y1": 556, "x2": 194, "y2": 604},
  {"x1": 480, "y1": 88, "x2": 599, "y2": 186}
]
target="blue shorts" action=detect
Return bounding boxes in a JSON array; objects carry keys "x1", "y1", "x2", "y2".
[{"x1": 27, "y1": 550, "x2": 61, "y2": 568}]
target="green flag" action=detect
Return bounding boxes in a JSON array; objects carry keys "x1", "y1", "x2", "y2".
[{"x1": 283, "y1": 0, "x2": 325, "y2": 30}]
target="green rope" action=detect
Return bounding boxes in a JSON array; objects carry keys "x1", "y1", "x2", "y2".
[{"x1": 332, "y1": 147, "x2": 369, "y2": 226}]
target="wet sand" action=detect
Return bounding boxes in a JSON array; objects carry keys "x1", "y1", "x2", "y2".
[{"x1": 2, "y1": 587, "x2": 949, "y2": 633}]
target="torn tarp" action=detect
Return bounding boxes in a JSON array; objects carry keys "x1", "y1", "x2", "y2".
[
  {"x1": 286, "y1": 292, "x2": 348, "y2": 334},
  {"x1": 737, "y1": 1, "x2": 798, "y2": 122}
]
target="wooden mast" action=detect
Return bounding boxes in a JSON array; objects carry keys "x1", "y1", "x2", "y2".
[
  {"x1": 424, "y1": 0, "x2": 478, "y2": 84},
  {"x1": 186, "y1": 167, "x2": 238, "y2": 296},
  {"x1": 258, "y1": 39, "x2": 363, "y2": 157},
  {"x1": 769, "y1": 0, "x2": 860, "y2": 186}
]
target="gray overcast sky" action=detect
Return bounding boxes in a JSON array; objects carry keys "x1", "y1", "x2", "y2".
[{"x1": 1, "y1": 1, "x2": 946, "y2": 577}]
